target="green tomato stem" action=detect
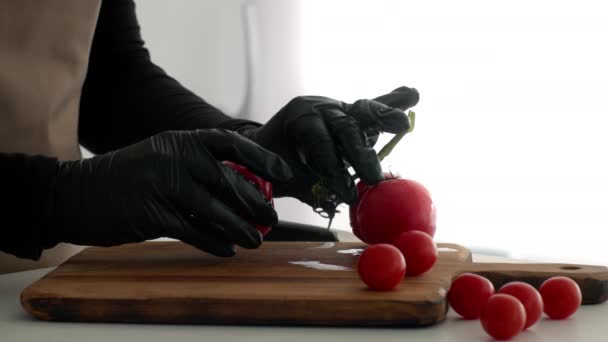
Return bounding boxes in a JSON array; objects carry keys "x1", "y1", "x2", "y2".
[{"x1": 377, "y1": 110, "x2": 415, "y2": 162}]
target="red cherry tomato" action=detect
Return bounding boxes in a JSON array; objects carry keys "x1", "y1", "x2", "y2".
[
  {"x1": 349, "y1": 172, "x2": 400, "y2": 243},
  {"x1": 448, "y1": 273, "x2": 495, "y2": 319},
  {"x1": 357, "y1": 243, "x2": 406, "y2": 291},
  {"x1": 223, "y1": 161, "x2": 273, "y2": 236},
  {"x1": 480, "y1": 294, "x2": 526, "y2": 340},
  {"x1": 498, "y1": 281, "x2": 543, "y2": 329},
  {"x1": 392, "y1": 230, "x2": 437, "y2": 276},
  {"x1": 539, "y1": 276, "x2": 582, "y2": 319},
  {"x1": 357, "y1": 178, "x2": 436, "y2": 244}
]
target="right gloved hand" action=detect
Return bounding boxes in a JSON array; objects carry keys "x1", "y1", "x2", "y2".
[
  {"x1": 232, "y1": 86, "x2": 419, "y2": 216},
  {"x1": 43, "y1": 129, "x2": 293, "y2": 257}
]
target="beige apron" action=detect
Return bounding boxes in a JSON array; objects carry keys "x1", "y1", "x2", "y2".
[{"x1": 0, "y1": 0, "x2": 102, "y2": 273}]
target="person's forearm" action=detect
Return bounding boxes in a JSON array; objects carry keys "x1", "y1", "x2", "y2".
[
  {"x1": 0, "y1": 153, "x2": 58, "y2": 260},
  {"x1": 79, "y1": 0, "x2": 257, "y2": 154}
]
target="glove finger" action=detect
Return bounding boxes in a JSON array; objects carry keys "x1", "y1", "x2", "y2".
[
  {"x1": 372, "y1": 86, "x2": 420, "y2": 111},
  {"x1": 169, "y1": 176, "x2": 263, "y2": 249},
  {"x1": 289, "y1": 112, "x2": 357, "y2": 205},
  {"x1": 178, "y1": 136, "x2": 279, "y2": 227},
  {"x1": 366, "y1": 131, "x2": 379, "y2": 147},
  {"x1": 175, "y1": 221, "x2": 237, "y2": 257},
  {"x1": 360, "y1": 86, "x2": 418, "y2": 138},
  {"x1": 347, "y1": 99, "x2": 411, "y2": 134},
  {"x1": 323, "y1": 109, "x2": 383, "y2": 185},
  {"x1": 196, "y1": 129, "x2": 293, "y2": 183}
]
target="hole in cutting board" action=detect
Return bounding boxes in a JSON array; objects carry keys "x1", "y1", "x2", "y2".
[{"x1": 560, "y1": 266, "x2": 582, "y2": 270}]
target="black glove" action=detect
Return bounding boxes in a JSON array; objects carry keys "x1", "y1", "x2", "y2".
[
  {"x1": 43, "y1": 129, "x2": 293, "y2": 257},
  {"x1": 230, "y1": 86, "x2": 419, "y2": 215}
]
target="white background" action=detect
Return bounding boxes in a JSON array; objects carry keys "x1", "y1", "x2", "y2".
[{"x1": 134, "y1": 0, "x2": 608, "y2": 265}]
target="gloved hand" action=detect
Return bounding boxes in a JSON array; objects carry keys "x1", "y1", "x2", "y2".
[
  {"x1": 43, "y1": 129, "x2": 293, "y2": 257},
  {"x1": 234, "y1": 86, "x2": 419, "y2": 215}
]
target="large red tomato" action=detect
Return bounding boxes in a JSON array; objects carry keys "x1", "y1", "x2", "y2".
[
  {"x1": 349, "y1": 172, "x2": 399, "y2": 242},
  {"x1": 349, "y1": 181, "x2": 371, "y2": 241},
  {"x1": 223, "y1": 161, "x2": 273, "y2": 236},
  {"x1": 356, "y1": 178, "x2": 436, "y2": 244}
]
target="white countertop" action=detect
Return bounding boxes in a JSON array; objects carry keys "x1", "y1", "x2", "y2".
[{"x1": 2, "y1": 257, "x2": 607, "y2": 342}]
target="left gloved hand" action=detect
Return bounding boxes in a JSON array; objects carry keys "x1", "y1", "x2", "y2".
[{"x1": 230, "y1": 86, "x2": 419, "y2": 215}]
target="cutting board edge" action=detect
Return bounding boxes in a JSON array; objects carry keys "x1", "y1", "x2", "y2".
[{"x1": 20, "y1": 294, "x2": 449, "y2": 327}]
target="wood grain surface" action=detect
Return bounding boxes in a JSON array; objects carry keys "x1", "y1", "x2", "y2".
[{"x1": 20, "y1": 241, "x2": 608, "y2": 326}]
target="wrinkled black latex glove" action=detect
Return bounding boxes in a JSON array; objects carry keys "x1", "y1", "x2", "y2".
[
  {"x1": 44, "y1": 129, "x2": 293, "y2": 257},
  {"x1": 236, "y1": 86, "x2": 419, "y2": 214}
]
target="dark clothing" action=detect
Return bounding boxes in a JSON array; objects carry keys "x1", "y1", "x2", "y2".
[{"x1": 1, "y1": 0, "x2": 251, "y2": 259}]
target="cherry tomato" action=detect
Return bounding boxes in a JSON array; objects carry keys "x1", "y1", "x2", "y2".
[
  {"x1": 392, "y1": 230, "x2": 437, "y2": 276},
  {"x1": 539, "y1": 276, "x2": 582, "y2": 319},
  {"x1": 498, "y1": 281, "x2": 543, "y2": 329},
  {"x1": 357, "y1": 178, "x2": 436, "y2": 244},
  {"x1": 480, "y1": 294, "x2": 526, "y2": 340},
  {"x1": 349, "y1": 172, "x2": 400, "y2": 243},
  {"x1": 223, "y1": 161, "x2": 273, "y2": 236},
  {"x1": 357, "y1": 243, "x2": 406, "y2": 291},
  {"x1": 448, "y1": 273, "x2": 495, "y2": 319}
]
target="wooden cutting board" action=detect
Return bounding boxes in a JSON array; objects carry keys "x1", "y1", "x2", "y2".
[{"x1": 21, "y1": 241, "x2": 608, "y2": 326}]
